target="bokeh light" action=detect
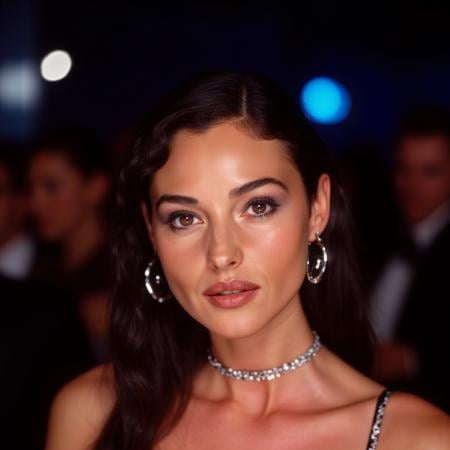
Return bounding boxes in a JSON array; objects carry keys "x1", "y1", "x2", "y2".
[
  {"x1": 0, "y1": 61, "x2": 40, "y2": 109},
  {"x1": 301, "y1": 77, "x2": 351, "y2": 124},
  {"x1": 40, "y1": 50, "x2": 72, "y2": 82}
]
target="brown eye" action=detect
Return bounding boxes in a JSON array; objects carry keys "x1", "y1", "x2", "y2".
[
  {"x1": 246, "y1": 198, "x2": 278, "y2": 217},
  {"x1": 251, "y1": 202, "x2": 267, "y2": 215},
  {"x1": 170, "y1": 212, "x2": 200, "y2": 230},
  {"x1": 179, "y1": 215, "x2": 194, "y2": 226}
]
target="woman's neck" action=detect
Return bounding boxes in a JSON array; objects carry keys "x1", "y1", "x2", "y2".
[
  {"x1": 198, "y1": 295, "x2": 326, "y2": 415},
  {"x1": 209, "y1": 294, "x2": 313, "y2": 370},
  {"x1": 62, "y1": 212, "x2": 106, "y2": 272}
]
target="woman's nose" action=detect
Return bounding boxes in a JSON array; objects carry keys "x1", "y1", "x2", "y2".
[{"x1": 206, "y1": 222, "x2": 243, "y2": 272}]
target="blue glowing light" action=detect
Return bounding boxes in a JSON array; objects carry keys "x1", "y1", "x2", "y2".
[{"x1": 300, "y1": 77, "x2": 351, "y2": 124}]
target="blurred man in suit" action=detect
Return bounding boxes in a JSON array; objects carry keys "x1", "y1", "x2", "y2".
[{"x1": 370, "y1": 107, "x2": 450, "y2": 411}]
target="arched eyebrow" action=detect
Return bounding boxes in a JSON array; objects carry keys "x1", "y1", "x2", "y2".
[
  {"x1": 229, "y1": 177, "x2": 288, "y2": 198},
  {"x1": 155, "y1": 177, "x2": 288, "y2": 210}
]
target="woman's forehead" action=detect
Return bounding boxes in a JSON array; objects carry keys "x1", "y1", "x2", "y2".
[{"x1": 150, "y1": 122, "x2": 299, "y2": 195}]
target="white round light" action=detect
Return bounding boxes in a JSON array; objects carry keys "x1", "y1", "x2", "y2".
[{"x1": 40, "y1": 50, "x2": 72, "y2": 82}]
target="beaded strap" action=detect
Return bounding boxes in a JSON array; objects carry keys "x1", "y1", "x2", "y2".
[{"x1": 366, "y1": 389, "x2": 394, "y2": 450}]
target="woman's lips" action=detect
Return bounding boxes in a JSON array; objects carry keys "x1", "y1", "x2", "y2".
[
  {"x1": 205, "y1": 289, "x2": 258, "y2": 308},
  {"x1": 203, "y1": 280, "x2": 260, "y2": 309}
]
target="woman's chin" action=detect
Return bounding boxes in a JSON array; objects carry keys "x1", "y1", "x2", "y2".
[{"x1": 207, "y1": 319, "x2": 266, "y2": 341}]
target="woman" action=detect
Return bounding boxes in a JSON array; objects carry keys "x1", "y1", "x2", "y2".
[
  {"x1": 46, "y1": 72, "x2": 449, "y2": 450},
  {"x1": 28, "y1": 128, "x2": 113, "y2": 360}
]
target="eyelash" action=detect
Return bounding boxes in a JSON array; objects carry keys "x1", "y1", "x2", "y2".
[{"x1": 165, "y1": 197, "x2": 280, "y2": 231}]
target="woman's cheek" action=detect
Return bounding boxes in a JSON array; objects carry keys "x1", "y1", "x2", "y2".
[
  {"x1": 248, "y1": 221, "x2": 307, "y2": 288},
  {"x1": 157, "y1": 235, "x2": 204, "y2": 301}
]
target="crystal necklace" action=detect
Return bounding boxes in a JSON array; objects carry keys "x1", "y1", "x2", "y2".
[{"x1": 207, "y1": 331, "x2": 321, "y2": 381}]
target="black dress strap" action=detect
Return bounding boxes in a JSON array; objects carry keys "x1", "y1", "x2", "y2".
[{"x1": 365, "y1": 388, "x2": 394, "y2": 450}]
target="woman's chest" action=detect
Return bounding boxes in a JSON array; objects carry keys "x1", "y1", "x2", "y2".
[{"x1": 156, "y1": 402, "x2": 377, "y2": 450}]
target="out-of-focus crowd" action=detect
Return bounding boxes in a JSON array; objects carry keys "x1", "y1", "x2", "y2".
[{"x1": 0, "y1": 127, "x2": 117, "y2": 449}]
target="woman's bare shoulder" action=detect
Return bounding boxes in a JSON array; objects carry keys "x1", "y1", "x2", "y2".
[
  {"x1": 383, "y1": 391, "x2": 450, "y2": 450},
  {"x1": 45, "y1": 364, "x2": 115, "y2": 450}
]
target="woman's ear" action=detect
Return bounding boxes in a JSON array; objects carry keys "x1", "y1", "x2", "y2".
[
  {"x1": 308, "y1": 174, "x2": 331, "y2": 242},
  {"x1": 140, "y1": 201, "x2": 157, "y2": 250}
]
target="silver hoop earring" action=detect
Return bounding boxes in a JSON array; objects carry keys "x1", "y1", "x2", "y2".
[
  {"x1": 144, "y1": 257, "x2": 171, "y2": 303},
  {"x1": 306, "y1": 232, "x2": 328, "y2": 284}
]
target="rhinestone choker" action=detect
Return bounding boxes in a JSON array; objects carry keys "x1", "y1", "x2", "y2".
[{"x1": 207, "y1": 331, "x2": 321, "y2": 382}]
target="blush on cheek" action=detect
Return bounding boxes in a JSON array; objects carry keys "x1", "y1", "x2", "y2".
[{"x1": 252, "y1": 224, "x2": 307, "y2": 294}]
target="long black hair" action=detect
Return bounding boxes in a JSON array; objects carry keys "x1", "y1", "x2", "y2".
[{"x1": 95, "y1": 71, "x2": 375, "y2": 450}]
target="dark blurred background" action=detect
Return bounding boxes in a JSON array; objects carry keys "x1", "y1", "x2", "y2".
[
  {"x1": 1, "y1": 1, "x2": 449, "y2": 449},
  {"x1": 2, "y1": 0, "x2": 450, "y2": 148}
]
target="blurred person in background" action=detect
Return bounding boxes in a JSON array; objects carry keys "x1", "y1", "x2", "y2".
[
  {"x1": 0, "y1": 143, "x2": 35, "y2": 280},
  {"x1": 0, "y1": 141, "x2": 96, "y2": 450},
  {"x1": 370, "y1": 107, "x2": 450, "y2": 411},
  {"x1": 28, "y1": 127, "x2": 114, "y2": 361}
]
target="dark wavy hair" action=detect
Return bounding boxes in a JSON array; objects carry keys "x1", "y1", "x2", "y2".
[{"x1": 95, "y1": 71, "x2": 375, "y2": 450}]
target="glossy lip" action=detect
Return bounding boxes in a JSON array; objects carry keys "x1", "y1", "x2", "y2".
[{"x1": 203, "y1": 279, "x2": 260, "y2": 309}]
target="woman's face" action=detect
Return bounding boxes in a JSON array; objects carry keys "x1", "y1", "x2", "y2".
[
  {"x1": 28, "y1": 151, "x2": 95, "y2": 242},
  {"x1": 145, "y1": 122, "x2": 329, "y2": 339}
]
